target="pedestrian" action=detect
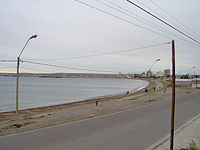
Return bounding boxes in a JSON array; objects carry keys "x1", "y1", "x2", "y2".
[
  {"x1": 96, "y1": 101, "x2": 98, "y2": 106},
  {"x1": 126, "y1": 91, "x2": 129, "y2": 95}
]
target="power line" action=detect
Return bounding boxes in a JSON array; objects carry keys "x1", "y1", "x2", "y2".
[
  {"x1": 96, "y1": 0, "x2": 199, "y2": 47},
  {"x1": 73, "y1": 0, "x2": 173, "y2": 40},
  {"x1": 133, "y1": 0, "x2": 193, "y2": 38},
  {"x1": 134, "y1": 0, "x2": 199, "y2": 41},
  {"x1": 74, "y1": 0, "x2": 199, "y2": 47},
  {"x1": 133, "y1": 0, "x2": 200, "y2": 41},
  {"x1": 0, "y1": 41, "x2": 171, "y2": 73},
  {"x1": 20, "y1": 42, "x2": 170, "y2": 74},
  {"x1": 23, "y1": 42, "x2": 169, "y2": 61},
  {"x1": 102, "y1": 0, "x2": 171, "y2": 34},
  {"x1": 148, "y1": 0, "x2": 200, "y2": 41},
  {"x1": 127, "y1": 0, "x2": 200, "y2": 45},
  {"x1": 95, "y1": 0, "x2": 183, "y2": 41},
  {"x1": 22, "y1": 60, "x2": 118, "y2": 73},
  {"x1": 0, "y1": 60, "x2": 16, "y2": 62},
  {"x1": 134, "y1": 0, "x2": 168, "y2": 20},
  {"x1": 95, "y1": 0, "x2": 142, "y2": 22}
]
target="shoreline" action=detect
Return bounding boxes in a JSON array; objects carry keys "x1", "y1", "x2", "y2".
[
  {"x1": 0, "y1": 77, "x2": 148, "y2": 113},
  {"x1": 0, "y1": 80, "x2": 149, "y2": 115},
  {"x1": 1, "y1": 79, "x2": 197, "y2": 136}
]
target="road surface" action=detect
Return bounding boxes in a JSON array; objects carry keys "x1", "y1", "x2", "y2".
[{"x1": 1, "y1": 91, "x2": 200, "y2": 150}]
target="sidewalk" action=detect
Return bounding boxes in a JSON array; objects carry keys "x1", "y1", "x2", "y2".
[{"x1": 151, "y1": 114, "x2": 200, "y2": 150}]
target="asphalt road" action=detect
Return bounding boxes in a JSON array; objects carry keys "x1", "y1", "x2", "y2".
[{"x1": 1, "y1": 91, "x2": 200, "y2": 150}]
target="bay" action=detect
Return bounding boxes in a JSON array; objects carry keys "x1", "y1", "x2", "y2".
[{"x1": 0, "y1": 76, "x2": 148, "y2": 112}]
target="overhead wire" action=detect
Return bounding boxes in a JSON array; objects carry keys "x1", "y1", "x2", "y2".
[
  {"x1": 0, "y1": 59, "x2": 118, "y2": 74},
  {"x1": 22, "y1": 60, "x2": 118, "y2": 73},
  {"x1": 148, "y1": 0, "x2": 200, "y2": 41},
  {"x1": 0, "y1": 60, "x2": 16, "y2": 62},
  {"x1": 95, "y1": 0, "x2": 181, "y2": 40},
  {"x1": 127, "y1": 0, "x2": 200, "y2": 45},
  {"x1": 95, "y1": 0, "x2": 199, "y2": 47},
  {"x1": 133, "y1": 0, "x2": 194, "y2": 37},
  {"x1": 74, "y1": 0, "x2": 200, "y2": 47},
  {"x1": 73, "y1": 0, "x2": 173, "y2": 40},
  {"x1": 21, "y1": 42, "x2": 170, "y2": 73},
  {"x1": 134, "y1": 0, "x2": 195, "y2": 38},
  {"x1": 1, "y1": 42, "x2": 170, "y2": 73},
  {"x1": 103, "y1": 0, "x2": 178, "y2": 35},
  {"x1": 1, "y1": 1, "x2": 199, "y2": 74},
  {"x1": 23, "y1": 42, "x2": 170, "y2": 61},
  {"x1": 133, "y1": 0, "x2": 179, "y2": 28},
  {"x1": 131, "y1": 0, "x2": 200, "y2": 45}
]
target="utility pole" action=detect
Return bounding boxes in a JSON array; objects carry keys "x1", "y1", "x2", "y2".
[
  {"x1": 196, "y1": 75, "x2": 198, "y2": 88},
  {"x1": 170, "y1": 40, "x2": 176, "y2": 150}
]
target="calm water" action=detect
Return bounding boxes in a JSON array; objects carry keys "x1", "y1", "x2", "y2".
[{"x1": 0, "y1": 76, "x2": 148, "y2": 112}]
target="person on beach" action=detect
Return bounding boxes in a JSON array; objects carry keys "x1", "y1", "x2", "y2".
[
  {"x1": 96, "y1": 101, "x2": 98, "y2": 106},
  {"x1": 126, "y1": 91, "x2": 129, "y2": 95}
]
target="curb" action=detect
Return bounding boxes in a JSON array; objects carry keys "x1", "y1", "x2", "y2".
[{"x1": 145, "y1": 113, "x2": 200, "y2": 150}]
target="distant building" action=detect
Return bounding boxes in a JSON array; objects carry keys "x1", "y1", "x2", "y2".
[
  {"x1": 134, "y1": 73, "x2": 140, "y2": 78},
  {"x1": 156, "y1": 71, "x2": 163, "y2": 77},
  {"x1": 147, "y1": 70, "x2": 153, "y2": 77},
  {"x1": 126, "y1": 74, "x2": 133, "y2": 79},
  {"x1": 118, "y1": 72, "x2": 122, "y2": 78},
  {"x1": 164, "y1": 69, "x2": 170, "y2": 77},
  {"x1": 118, "y1": 72, "x2": 128, "y2": 78},
  {"x1": 140, "y1": 72, "x2": 146, "y2": 78}
]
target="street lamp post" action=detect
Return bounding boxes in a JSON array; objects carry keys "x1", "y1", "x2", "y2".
[
  {"x1": 187, "y1": 66, "x2": 196, "y2": 87},
  {"x1": 15, "y1": 35, "x2": 37, "y2": 124},
  {"x1": 188, "y1": 66, "x2": 196, "y2": 79},
  {"x1": 147, "y1": 59, "x2": 160, "y2": 77},
  {"x1": 192, "y1": 67, "x2": 197, "y2": 88}
]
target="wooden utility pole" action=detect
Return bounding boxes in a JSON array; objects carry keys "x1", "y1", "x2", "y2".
[{"x1": 170, "y1": 40, "x2": 176, "y2": 150}]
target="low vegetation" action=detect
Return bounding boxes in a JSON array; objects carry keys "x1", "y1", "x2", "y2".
[
  {"x1": 12, "y1": 124, "x2": 22, "y2": 128},
  {"x1": 179, "y1": 140, "x2": 199, "y2": 150}
]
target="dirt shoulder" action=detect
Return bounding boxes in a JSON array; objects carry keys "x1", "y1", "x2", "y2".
[{"x1": 0, "y1": 79, "x2": 198, "y2": 136}]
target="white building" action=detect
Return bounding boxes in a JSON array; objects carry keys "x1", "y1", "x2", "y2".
[
  {"x1": 156, "y1": 71, "x2": 163, "y2": 77},
  {"x1": 147, "y1": 70, "x2": 153, "y2": 77}
]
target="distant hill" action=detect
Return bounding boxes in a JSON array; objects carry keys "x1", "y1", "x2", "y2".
[{"x1": 0, "y1": 73, "x2": 120, "y2": 78}]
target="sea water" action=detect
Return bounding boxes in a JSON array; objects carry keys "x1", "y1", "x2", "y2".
[{"x1": 0, "y1": 76, "x2": 148, "y2": 112}]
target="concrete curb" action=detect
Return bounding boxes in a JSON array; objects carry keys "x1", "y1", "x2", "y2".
[
  {"x1": 145, "y1": 113, "x2": 200, "y2": 150},
  {"x1": 145, "y1": 134, "x2": 170, "y2": 150}
]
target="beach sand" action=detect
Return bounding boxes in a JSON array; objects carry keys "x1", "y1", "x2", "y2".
[{"x1": 0, "y1": 79, "x2": 197, "y2": 136}]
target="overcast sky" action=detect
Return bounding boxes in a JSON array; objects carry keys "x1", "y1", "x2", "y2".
[{"x1": 0, "y1": 0, "x2": 200, "y2": 74}]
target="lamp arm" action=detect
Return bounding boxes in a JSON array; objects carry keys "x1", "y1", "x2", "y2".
[
  {"x1": 149, "y1": 61, "x2": 156, "y2": 71},
  {"x1": 18, "y1": 38, "x2": 30, "y2": 58}
]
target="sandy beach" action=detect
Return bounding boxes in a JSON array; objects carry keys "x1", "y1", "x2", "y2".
[{"x1": 0, "y1": 79, "x2": 198, "y2": 136}]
